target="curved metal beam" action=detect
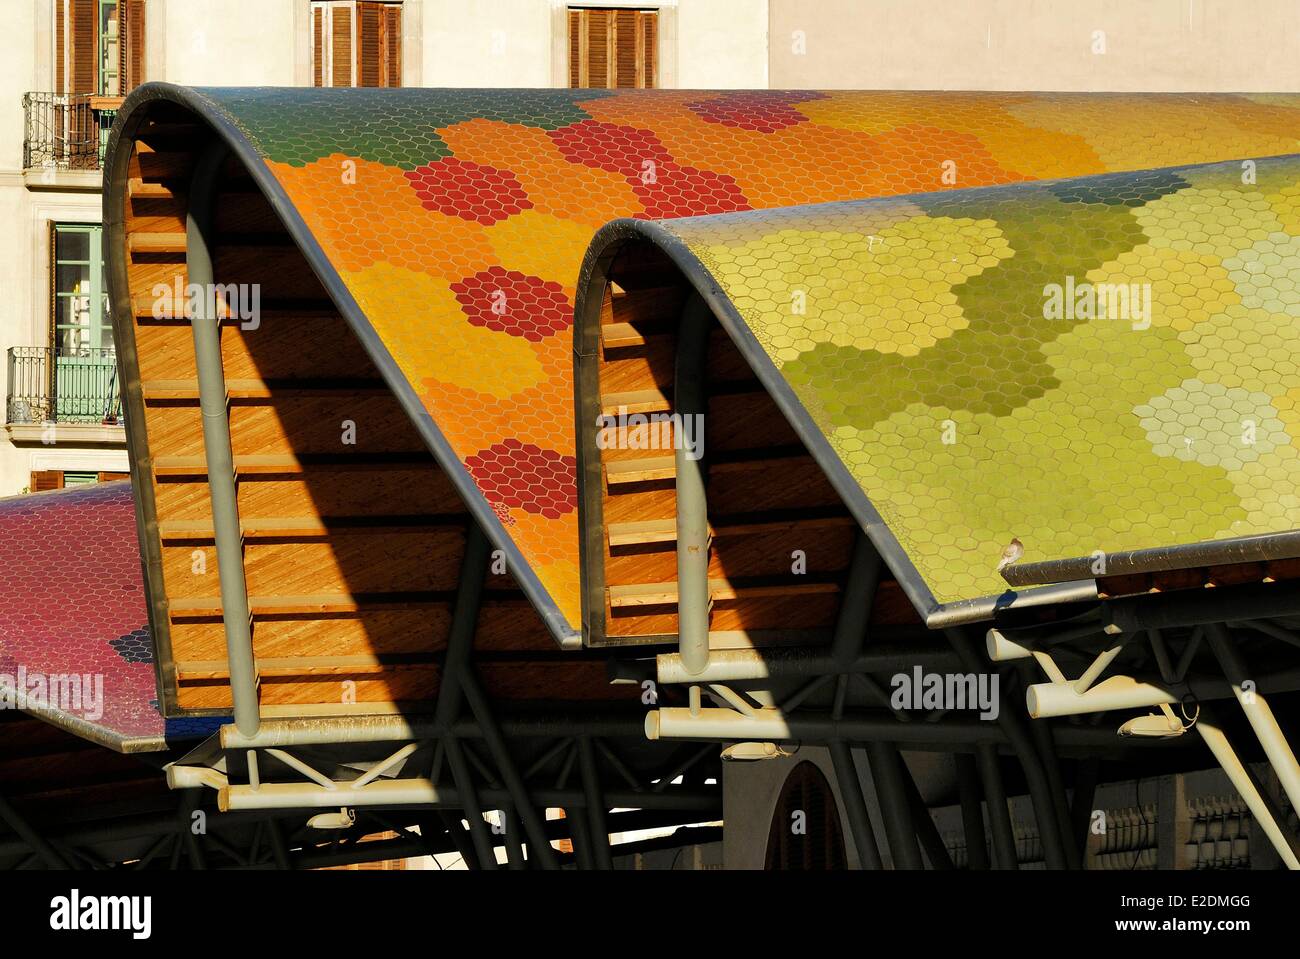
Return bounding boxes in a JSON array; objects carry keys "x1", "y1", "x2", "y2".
[{"x1": 187, "y1": 139, "x2": 259, "y2": 738}]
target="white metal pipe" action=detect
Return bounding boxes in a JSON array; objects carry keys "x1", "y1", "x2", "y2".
[
  {"x1": 222, "y1": 777, "x2": 447, "y2": 811},
  {"x1": 647, "y1": 707, "x2": 1002, "y2": 744},
  {"x1": 1026, "y1": 674, "x2": 1177, "y2": 719},
  {"x1": 350, "y1": 742, "x2": 419, "y2": 789},
  {"x1": 265, "y1": 748, "x2": 337, "y2": 790},
  {"x1": 656, "y1": 645, "x2": 957, "y2": 684},
  {"x1": 986, "y1": 628, "x2": 1033, "y2": 662},
  {"x1": 1196, "y1": 717, "x2": 1299, "y2": 869},
  {"x1": 1073, "y1": 640, "x2": 1126, "y2": 694},
  {"x1": 1207, "y1": 626, "x2": 1300, "y2": 823}
]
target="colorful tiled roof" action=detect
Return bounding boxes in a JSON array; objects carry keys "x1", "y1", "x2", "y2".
[
  {"x1": 144, "y1": 86, "x2": 1300, "y2": 637},
  {"x1": 632, "y1": 153, "x2": 1300, "y2": 607},
  {"x1": 0, "y1": 483, "x2": 225, "y2": 750}
]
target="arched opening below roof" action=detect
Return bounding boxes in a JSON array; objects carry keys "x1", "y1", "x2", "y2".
[
  {"x1": 574, "y1": 235, "x2": 926, "y2": 652},
  {"x1": 764, "y1": 761, "x2": 847, "y2": 870},
  {"x1": 105, "y1": 99, "x2": 594, "y2": 718}
]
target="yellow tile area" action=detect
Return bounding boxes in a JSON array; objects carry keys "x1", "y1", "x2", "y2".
[{"x1": 667, "y1": 155, "x2": 1300, "y2": 604}]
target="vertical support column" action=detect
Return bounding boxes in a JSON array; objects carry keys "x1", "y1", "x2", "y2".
[
  {"x1": 902, "y1": 758, "x2": 954, "y2": 869},
  {"x1": 1070, "y1": 757, "x2": 1100, "y2": 867},
  {"x1": 955, "y1": 753, "x2": 990, "y2": 870},
  {"x1": 829, "y1": 740, "x2": 883, "y2": 869},
  {"x1": 1020, "y1": 660, "x2": 1079, "y2": 870},
  {"x1": 458, "y1": 668, "x2": 559, "y2": 870},
  {"x1": 187, "y1": 141, "x2": 259, "y2": 739},
  {"x1": 865, "y1": 741, "x2": 923, "y2": 869},
  {"x1": 442, "y1": 735, "x2": 499, "y2": 870},
  {"x1": 945, "y1": 628, "x2": 1067, "y2": 868},
  {"x1": 1155, "y1": 773, "x2": 1188, "y2": 871},
  {"x1": 578, "y1": 736, "x2": 614, "y2": 870},
  {"x1": 674, "y1": 293, "x2": 712, "y2": 677},
  {"x1": 830, "y1": 533, "x2": 882, "y2": 666},
  {"x1": 435, "y1": 522, "x2": 496, "y2": 870},
  {"x1": 434, "y1": 523, "x2": 490, "y2": 728},
  {"x1": 976, "y1": 743, "x2": 1017, "y2": 870}
]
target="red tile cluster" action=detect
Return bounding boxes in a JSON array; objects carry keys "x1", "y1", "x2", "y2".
[
  {"x1": 465, "y1": 440, "x2": 579, "y2": 519},
  {"x1": 452, "y1": 266, "x2": 573, "y2": 342}
]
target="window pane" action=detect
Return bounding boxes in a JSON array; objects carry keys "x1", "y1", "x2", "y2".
[
  {"x1": 56, "y1": 262, "x2": 91, "y2": 296},
  {"x1": 56, "y1": 229, "x2": 91, "y2": 264},
  {"x1": 100, "y1": 0, "x2": 121, "y2": 95},
  {"x1": 101, "y1": 294, "x2": 114, "y2": 346}
]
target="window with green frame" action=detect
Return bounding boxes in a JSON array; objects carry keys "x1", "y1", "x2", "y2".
[
  {"x1": 52, "y1": 223, "x2": 111, "y2": 355},
  {"x1": 51, "y1": 223, "x2": 117, "y2": 423},
  {"x1": 56, "y1": 0, "x2": 146, "y2": 96}
]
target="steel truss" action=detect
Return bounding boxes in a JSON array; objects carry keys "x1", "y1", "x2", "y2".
[
  {"x1": 644, "y1": 526, "x2": 1300, "y2": 870},
  {"x1": 157, "y1": 524, "x2": 721, "y2": 870}
]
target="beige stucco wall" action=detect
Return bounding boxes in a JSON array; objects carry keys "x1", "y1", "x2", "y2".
[
  {"x1": 677, "y1": 0, "x2": 768, "y2": 89},
  {"x1": 769, "y1": 0, "x2": 1300, "y2": 90},
  {"x1": 160, "y1": 0, "x2": 297, "y2": 86},
  {"x1": 425, "y1": 0, "x2": 554, "y2": 87}
]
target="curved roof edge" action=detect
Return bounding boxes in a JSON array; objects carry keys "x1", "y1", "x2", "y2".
[
  {"x1": 103, "y1": 82, "x2": 581, "y2": 652},
  {"x1": 574, "y1": 218, "x2": 1099, "y2": 629}
]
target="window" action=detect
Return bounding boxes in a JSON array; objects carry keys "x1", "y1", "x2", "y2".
[
  {"x1": 568, "y1": 7, "x2": 658, "y2": 89},
  {"x1": 52, "y1": 224, "x2": 111, "y2": 356},
  {"x1": 51, "y1": 223, "x2": 117, "y2": 423},
  {"x1": 311, "y1": 1, "x2": 402, "y2": 88},
  {"x1": 30, "y1": 470, "x2": 128, "y2": 492},
  {"x1": 55, "y1": 0, "x2": 146, "y2": 96}
]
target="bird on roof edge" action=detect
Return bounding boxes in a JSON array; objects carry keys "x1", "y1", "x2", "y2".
[{"x1": 996, "y1": 537, "x2": 1024, "y2": 573}]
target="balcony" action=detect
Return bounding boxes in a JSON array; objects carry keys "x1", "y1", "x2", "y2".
[
  {"x1": 21, "y1": 92, "x2": 121, "y2": 185},
  {"x1": 5, "y1": 347, "x2": 124, "y2": 444}
]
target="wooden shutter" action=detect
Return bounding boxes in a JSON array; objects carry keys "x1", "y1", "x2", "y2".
[
  {"x1": 640, "y1": 10, "x2": 657, "y2": 89},
  {"x1": 587, "y1": 10, "x2": 609, "y2": 88},
  {"x1": 331, "y1": 5, "x2": 353, "y2": 87},
  {"x1": 58, "y1": 0, "x2": 98, "y2": 94},
  {"x1": 382, "y1": 3, "x2": 401, "y2": 87},
  {"x1": 97, "y1": 471, "x2": 129, "y2": 482},
  {"x1": 357, "y1": 2, "x2": 382, "y2": 87},
  {"x1": 568, "y1": 9, "x2": 581, "y2": 88},
  {"x1": 56, "y1": 0, "x2": 66, "y2": 92},
  {"x1": 118, "y1": 0, "x2": 146, "y2": 94},
  {"x1": 31, "y1": 470, "x2": 65, "y2": 492},
  {"x1": 311, "y1": 5, "x2": 324, "y2": 86},
  {"x1": 569, "y1": 8, "x2": 657, "y2": 89},
  {"x1": 614, "y1": 11, "x2": 636, "y2": 88}
]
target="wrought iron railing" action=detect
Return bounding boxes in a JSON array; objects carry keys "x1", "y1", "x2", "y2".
[
  {"x1": 22, "y1": 92, "x2": 119, "y2": 171},
  {"x1": 5, "y1": 347, "x2": 122, "y2": 426}
]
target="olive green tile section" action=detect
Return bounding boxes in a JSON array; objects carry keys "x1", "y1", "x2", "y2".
[
  {"x1": 194, "y1": 87, "x2": 613, "y2": 169},
  {"x1": 668, "y1": 155, "x2": 1300, "y2": 605}
]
